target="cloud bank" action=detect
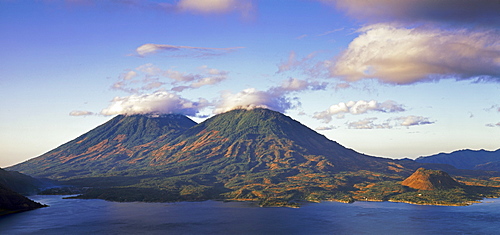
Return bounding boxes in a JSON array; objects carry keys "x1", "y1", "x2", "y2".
[
  {"x1": 314, "y1": 100, "x2": 405, "y2": 123},
  {"x1": 112, "y1": 64, "x2": 229, "y2": 94},
  {"x1": 102, "y1": 64, "x2": 232, "y2": 116},
  {"x1": 214, "y1": 78, "x2": 327, "y2": 114},
  {"x1": 347, "y1": 116, "x2": 435, "y2": 129},
  {"x1": 214, "y1": 88, "x2": 292, "y2": 114},
  {"x1": 396, "y1": 115, "x2": 434, "y2": 127},
  {"x1": 329, "y1": 25, "x2": 500, "y2": 84},
  {"x1": 104, "y1": 73, "x2": 323, "y2": 116},
  {"x1": 101, "y1": 91, "x2": 209, "y2": 116},
  {"x1": 171, "y1": 66, "x2": 229, "y2": 92}
]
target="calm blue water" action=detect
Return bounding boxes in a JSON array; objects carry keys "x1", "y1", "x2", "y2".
[{"x1": 1, "y1": 195, "x2": 500, "y2": 234}]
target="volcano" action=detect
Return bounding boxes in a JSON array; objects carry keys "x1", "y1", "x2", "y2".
[
  {"x1": 402, "y1": 168, "x2": 462, "y2": 190},
  {"x1": 9, "y1": 114, "x2": 197, "y2": 179},
  {"x1": 9, "y1": 109, "x2": 413, "y2": 178},
  {"x1": 9, "y1": 108, "x2": 494, "y2": 206}
]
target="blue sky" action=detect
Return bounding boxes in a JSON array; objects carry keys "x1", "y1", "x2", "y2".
[{"x1": 1, "y1": 0, "x2": 499, "y2": 167}]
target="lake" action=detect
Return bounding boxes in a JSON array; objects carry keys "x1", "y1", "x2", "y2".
[{"x1": 1, "y1": 195, "x2": 500, "y2": 234}]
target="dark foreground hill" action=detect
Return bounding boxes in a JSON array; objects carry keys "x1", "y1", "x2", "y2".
[
  {"x1": 0, "y1": 167, "x2": 44, "y2": 195},
  {"x1": 8, "y1": 109, "x2": 500, "y2": 206},
  {"x1": 416, "y1": 149, "x2": 500, "y2": 171},
  {"x1": 0, "y1": 168, "x2": 46, "y2": 216}
]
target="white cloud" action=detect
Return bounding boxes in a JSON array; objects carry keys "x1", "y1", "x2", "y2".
[
  {"x1": 315, "y1": 125, "x2": 336, "y2": 131},
  {"x1": 270, "y1": 78, "x2": 328, "y2": 95},
  {"x1": 171, "y1": 66, "x2": 229, "y2": 91},
  {"x1": 122, "y1": 71, "x2": 138, "y2": 80},
  {"x1": 69, "y1": 110, "x2": 94, "y2": 116},
  {"x1": 112, "y1": 64, "x2": 229, "y2": 93},
  {"x1": 277, "y1": 51, "x2": 300, "y2": 73},
  {"x1": 314, "y1": 100, "x2": 405, "y2": 123},
  {"x1": 164, "y1": 70, "x2": 198, "y2": 82},
  {"x1": 136, "y1": 63, "x2": 163, "y2": 76},
  {"x1": 213, "y1": 78, "x2": 329, "y2": 114},
  {"x1": 101, "y1": 91, "x2": 209, "y2": 116},
  {"x1": 213, "y1": 88, "x2": 292, "y2": 114},
  {"x1": 177, "y1": 0, "x2": 254, "y2": 16},
  {"x1": 329, "y1": 25, "x2": 500, "y2": 84},
  {"x1": 346, "y1": 115, "x2": 434, "y2": 129},
  {"x1": 177, "y1": 0, "x2": 233, "y2": 13},
  {"x1": 277, "y1": 77, "x2": 309, "y2": 92},
  {"x1": 347, "y1": 117, "x2": 391, "y2": 129},
  {"x1": 114, "y1": 64, "x2": 165, "y2": 93},
  {"x1": 135, "y1": 43, "x2": 244, "y2": 57},
  {"x1": 395, "y1": 115, "x2": 434, "y2": 127},
  {"x1": 190, "y1": 76, "x2": 226, "y2": 88}
]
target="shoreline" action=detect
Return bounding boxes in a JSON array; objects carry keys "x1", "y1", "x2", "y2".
[{"x1": 40, "y1": 195, "x2": 495, "y2": 208}]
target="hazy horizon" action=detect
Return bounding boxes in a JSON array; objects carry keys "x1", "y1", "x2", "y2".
[{"x1": 1, "y1": 0, "x2": 499, "y2": 167}]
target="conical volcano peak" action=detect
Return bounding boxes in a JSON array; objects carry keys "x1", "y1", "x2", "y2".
[
  {"x1": 194, "y1": 108, "x2": 317, "y2": 138},
  {"x1": 7, "y1": 113, "x2": 197, "y2": 178},
  {"x1": 166, "y1": 107, "x2": 351, "y2": 163},
  {"x1": 402, "y1": 168, "x2": 462, "y2": 190}
]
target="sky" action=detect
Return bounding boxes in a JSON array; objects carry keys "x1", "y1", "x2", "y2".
[{"x1": 1, "y1": 0, "x2": 499, "y2": 167}]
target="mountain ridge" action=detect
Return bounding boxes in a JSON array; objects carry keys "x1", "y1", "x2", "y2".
[
  {"x1": 7, "y1": 108, "x2": 500, "y2": 206},
  {"x1": 416, "y1": 149, "x2": 500, "y2": 171}
]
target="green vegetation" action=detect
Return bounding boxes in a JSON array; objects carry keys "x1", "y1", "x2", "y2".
[{"x1": 46, "y1": 168, "x2": 500, "y2": 207}]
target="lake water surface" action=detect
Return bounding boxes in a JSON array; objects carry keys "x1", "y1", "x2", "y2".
[{"x1": 1, "y1": 195, "x2": 500, "y2": 234}]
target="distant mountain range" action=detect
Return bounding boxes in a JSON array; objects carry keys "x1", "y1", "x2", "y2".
[
  {"x1": 7, "y1": 108, "x2": 500, "y2": 206},
  {"x1": 416, "y1": 149, "x2": 500, "y2": 171}
]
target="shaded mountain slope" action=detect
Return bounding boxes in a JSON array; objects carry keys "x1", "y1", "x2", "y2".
[
  {"x1": 8, "y1": 114, "x2": 196, "y2": 179},
  {"x1": 416, "y1": 149, "x2": 500, "y2": 171},
  {"x1": 0, "y1": 168, "x2": 44, "y2": 195}
]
